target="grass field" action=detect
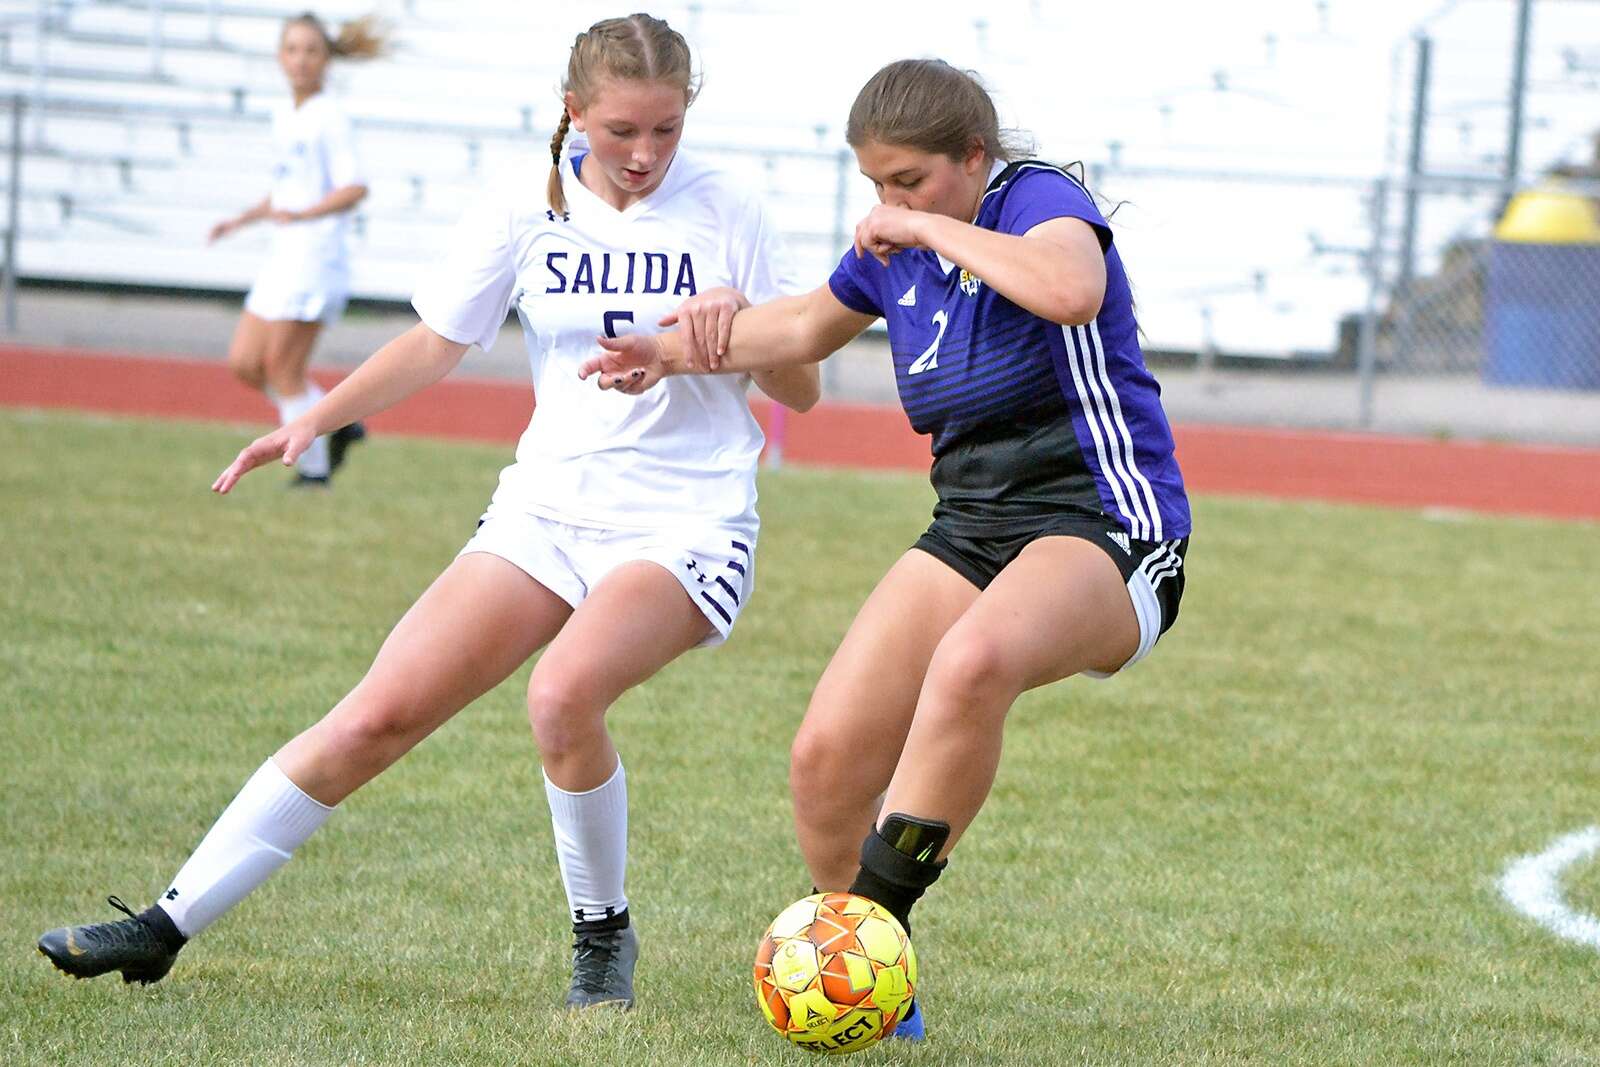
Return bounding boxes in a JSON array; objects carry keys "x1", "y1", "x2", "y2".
[{"x1": 4, "y1": 407, "x2": 1600, "y2": 1066}]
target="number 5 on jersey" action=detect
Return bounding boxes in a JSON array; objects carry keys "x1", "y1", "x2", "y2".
[
  {"x1": 908, "y1": 309, "x2": 948, "y2": 375},
  {"x1": 603, "y1": 311, "x2": 634, "y2": 338}
]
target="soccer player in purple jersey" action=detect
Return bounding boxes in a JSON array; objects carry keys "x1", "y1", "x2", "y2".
[{"x1": 582, "y1": 58, "x2": 1192, "y2": 1037}]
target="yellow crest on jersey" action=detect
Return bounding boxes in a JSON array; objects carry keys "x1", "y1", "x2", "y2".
[{"x1": 959, "y1": 269, "x2": 981, "y2": 296}]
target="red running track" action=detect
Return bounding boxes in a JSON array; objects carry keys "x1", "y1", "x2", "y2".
[{"x1": 4, "y1": 343, "x2": 1597, "y2": 522}]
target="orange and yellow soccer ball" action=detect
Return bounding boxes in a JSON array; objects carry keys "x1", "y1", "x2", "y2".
[{"x1": 752, "y1": 892, "x2": 917, "y2": 1055}]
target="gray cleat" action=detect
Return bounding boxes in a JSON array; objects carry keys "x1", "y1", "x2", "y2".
[{"x1": 564, "y1": 924, "x2": 638, "y2": 1010}]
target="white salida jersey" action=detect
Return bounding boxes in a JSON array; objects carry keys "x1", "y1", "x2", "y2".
[
  {"x1": 264, "y1": 92, "x2": 363, "y2": 276},
  {"x1": 413, "y1": 141, "x2": 799, "y2": 531}
]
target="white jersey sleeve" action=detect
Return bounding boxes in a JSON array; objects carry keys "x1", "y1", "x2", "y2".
[
  {"x1": 319, "y1": 105, "x2": 362, "y2": 189},
  {"x1": 412, "y1": 193, "x2": 517, "y2": 352}
]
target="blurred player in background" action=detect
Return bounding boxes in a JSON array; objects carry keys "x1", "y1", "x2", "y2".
[
  {"x1": 582, "y1": 58, "x2": 1192, "y2": 1040},
  {"x1": 38, "y1": 13, "x2": 818, "y2": 1012},
  {"x1": 208, "y1": 12, "x2": 387, "y2": 487}
]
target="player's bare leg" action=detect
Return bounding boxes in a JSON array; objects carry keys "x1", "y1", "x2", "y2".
[
  {"x1": 38, "y1": 553, "x2": 572, "y2": 983},
  {"x1": 880, "y1": 536, "x2": 1138, "y2": 854},
  {"x1": 789, "y1": 550, "x2": 977, "y2": 891},
  {"x1": 225, "y1": 311, "x2": 271, "y2": 391},
  {"x1": 277, "y1": 552, "x2": 573, "y2": 803},
  {"x1": 843, "y1": 537, "x2": 1138, "y2": 1039},
  {"x1": 526, "y1": 560, "x2": 713, "y2": 1009},
  {"x1": 261, "y1": 318, "x2": 321, "y2": 398},
  {"x1": 529, "y1": 560, "x2": 710, "y2": 789},
  {"x1": 849, "y1": 537, "x2": 1138, "y2": 946}
]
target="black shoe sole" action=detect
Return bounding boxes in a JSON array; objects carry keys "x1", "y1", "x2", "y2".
[{"x1": 120, "y1": 966, "x2": 170, "y2": 985}]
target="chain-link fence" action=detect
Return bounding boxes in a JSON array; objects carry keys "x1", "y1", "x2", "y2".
[
  {"x1": 1350, "y1": 0, "x2": 1600, "y2": 439},
  {"x1": 1384, "y1": 180, "x2": 1600, "y2": 389}
]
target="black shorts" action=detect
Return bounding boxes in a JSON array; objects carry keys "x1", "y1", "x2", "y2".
[{"x1": 913, "y1": 510, "x2": 1188, "y2": 669}]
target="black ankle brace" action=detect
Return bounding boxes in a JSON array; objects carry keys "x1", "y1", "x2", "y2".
[
  {"x1": 848, "y1": 821, "x2": 947, "y2": 933},
  {"x1": 139, "y1": 904, "x2": 188, "y2": 953}
]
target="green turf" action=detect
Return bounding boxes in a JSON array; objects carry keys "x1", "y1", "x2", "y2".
[{"x1": 4, "y1": 407, "x2": 1599, "y2": 1066}]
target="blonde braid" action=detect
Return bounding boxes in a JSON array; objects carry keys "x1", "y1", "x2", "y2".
[{"x1": 547, "y1": 109, "x2": 573, "y2": 216}]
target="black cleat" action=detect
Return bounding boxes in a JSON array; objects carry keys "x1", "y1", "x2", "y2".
[
  {"x1": 288, "y1": 473, "x2": 331, "y2": 489},
  {"x1": 328, "y1": 421, "x2": 366, "y2": 473},
  {"x1": 565, "y1": 923, "x2": 638, "y2": 1010},
  {"x1": 37, "y1": 896, "x2": 186, "y2": 985}
]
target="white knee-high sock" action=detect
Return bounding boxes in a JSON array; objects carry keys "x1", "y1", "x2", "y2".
[
  {"x1": 544, "y1": 761, "x2": 629, "y2": 927},
  {"x1": 156, "y1": 759, "x2": 333, "y2": 938},
  {"x1": 274, "y1": 383, "x2": 330, "y2": 478}
]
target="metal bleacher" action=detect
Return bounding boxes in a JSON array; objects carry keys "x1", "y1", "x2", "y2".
[{"x1": 0, "y1": 0, "x2": 861, "y2": 309}]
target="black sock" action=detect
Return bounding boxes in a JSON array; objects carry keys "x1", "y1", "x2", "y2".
[
  {"x1": 138, "y1": 904, "x2": 187, "y2": 953},
  {"x1": 848, "y1": 827, "x2": 946, "y2": 934}
]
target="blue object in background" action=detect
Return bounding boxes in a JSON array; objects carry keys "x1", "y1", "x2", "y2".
[
  {"x1": 1484, "y1": 243, "x2": 1600, "y2": 390},
  {"x1": 1483, "y1": 183, "x2": 1600, "y2": 391}
]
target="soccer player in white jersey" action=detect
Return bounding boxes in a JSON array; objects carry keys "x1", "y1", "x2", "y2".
[
  {"x1": 583, "y1": 59, "x2": 1193, "y2": 1039},
  {"x1": 37, "y1": 14, "x2": 819, "y2": 1011},
  {"x1": 207, "y1": 13, "x2": 386, "y2": 487}
]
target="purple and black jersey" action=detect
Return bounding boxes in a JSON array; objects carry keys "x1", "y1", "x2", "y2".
[{"x1": 828, "y1": 161, "x2": 1190, "y2": 543}]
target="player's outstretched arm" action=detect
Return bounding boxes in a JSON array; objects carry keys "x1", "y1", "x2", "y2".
[
  {"x1": 272, "y1": 184, "x2": 368, "y2": 225},
  {"x1": 208, "y1": 196, "x2": 272, "y2": 243},
  {"x1": 579, "y1": 285, "x2": 875, "y2": 393},
  {"x1": 657, "y1": 284, "x2": 823, "y2": 412},
  {"x1": 659, "y1": 285, "x2": 748, "y2": 367},
  {"x1": 213, "y1": 323, "x2": 468, "y2": 494},
  {"x1": 752, "y1": 363, "x2": 821, "y2": 413}
]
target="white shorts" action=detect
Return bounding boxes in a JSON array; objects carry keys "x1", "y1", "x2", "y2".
[
  {"x1": 459, "y1": 509, "x2": 758, "y2": 648},
  {"x1": 244, "y1": 276, "x2": 348, "y2": 325},
  {"x1": 245, "y1": 238, "x2": 350, "y2": 324}
]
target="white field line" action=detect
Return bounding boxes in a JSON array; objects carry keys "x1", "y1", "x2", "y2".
[{"x1": 1498, "y1": 826, "x2": 1600, "y2": 950}]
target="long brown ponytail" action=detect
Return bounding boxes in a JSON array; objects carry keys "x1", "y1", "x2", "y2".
[{"x1": 283, "y1": 11, "x2": 390, "y2": 61}]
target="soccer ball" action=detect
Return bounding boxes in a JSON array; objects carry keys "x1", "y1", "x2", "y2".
[{"x1": 752, "y1": 892, "x2": 917, "y2": 1055}]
